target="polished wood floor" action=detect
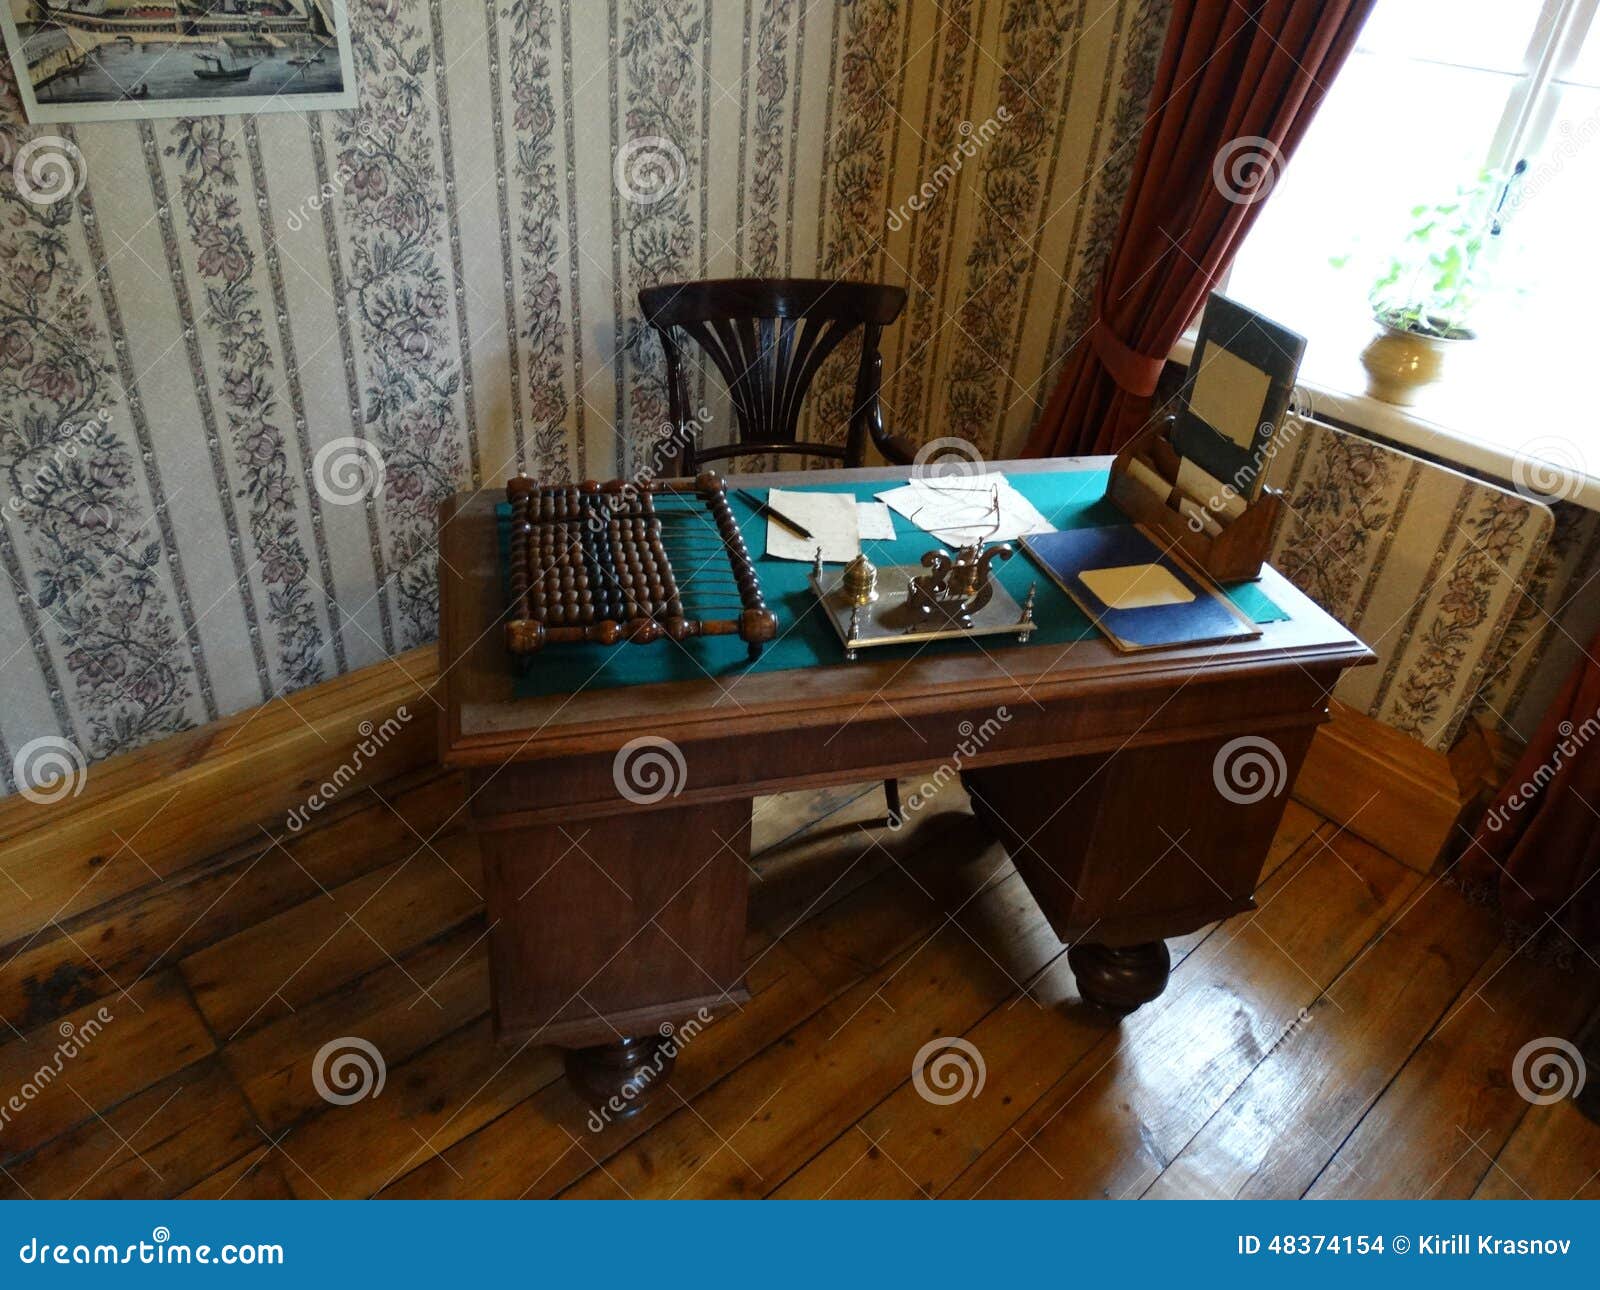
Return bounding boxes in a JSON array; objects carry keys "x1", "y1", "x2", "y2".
[{"x1": 1, "y1": 768, "x2": 1596, "y2": 1200}]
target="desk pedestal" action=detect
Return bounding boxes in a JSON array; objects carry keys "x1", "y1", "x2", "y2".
[{"x1": 478, "y1": 796, "x2": 751, "y2": 1115}]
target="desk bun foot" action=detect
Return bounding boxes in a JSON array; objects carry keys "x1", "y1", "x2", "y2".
[
  {"x1": 564, "y1": 1035, "x2": 676, "y2": 1116},
  {"x1": 1068, "y1": 940, "x2": 1171, "y2": 1011}
]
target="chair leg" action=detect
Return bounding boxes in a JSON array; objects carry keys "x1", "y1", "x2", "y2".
[{"x1": 883, "y1": 777, "x2": 901, "y2": 825}]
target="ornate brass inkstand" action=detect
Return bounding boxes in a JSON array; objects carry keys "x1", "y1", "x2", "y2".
[{"x1": 810, "y1": 544, "x2": 1036, "y2": 661}]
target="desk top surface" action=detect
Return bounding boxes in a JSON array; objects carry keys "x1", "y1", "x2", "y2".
[{"x1": 437, "y1": 458, "x2": 1372, "y2": 765}]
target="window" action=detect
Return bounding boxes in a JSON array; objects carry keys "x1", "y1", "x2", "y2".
[{"x1": 1222, "y1": 0, "x2": 1600, "y2": 492}]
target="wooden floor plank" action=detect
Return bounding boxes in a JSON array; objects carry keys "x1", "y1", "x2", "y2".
[
  {"x1": 0, "y1": 1061, "x2": 253, "y2": 1199},
  {"x1": 1145, "y1": 868, "x2": 1504, "y2": 1198},
  {"x1": 378, "y1": 939, "x2": 828, "y2": 1199},
  {"x1": 222, "y1": 916, "x2": 492, "y2": 1133},
  {"x1": 179, "y1": 834, "x2": 483, "y2": 1040},
  {"x1": 0, "y1": 973, "x2": 214, "y2": 1156},
  {"x1": 940, "y1": 829, "x2": 1419, "y2": 1198},
  {"x1": 1306, "y1": 944, "x2": 1600, "y2": 1198},
  {"x1": 271, "y1": 1016, "x2": 557, "y2": 1198},
  {"x1": 181, "y1": 1148, "x2": 297, "y2": 1199},
  {"x1": 772, "y1": 811, "x2": 1328, "y2": 1200},
  {"x1": 1473, "y1": 1099, "x2": 1600, "y2": 1199},
  {"x1": 0, "y1": 773, "x2": 466, "y2": 1035}
]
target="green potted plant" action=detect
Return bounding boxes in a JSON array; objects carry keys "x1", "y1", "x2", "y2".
[{"x1": 1339, "y1": 174, "x2": 1504, "y2": 406}]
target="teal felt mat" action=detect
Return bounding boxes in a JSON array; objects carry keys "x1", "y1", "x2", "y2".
[{"x1": 496, "y1": 469, "x2": 1286, "y2": 697}]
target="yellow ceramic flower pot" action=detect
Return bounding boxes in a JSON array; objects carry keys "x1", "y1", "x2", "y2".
[{"x1": 1359, "y1": 320, "x2": 1472, "y2": 407}]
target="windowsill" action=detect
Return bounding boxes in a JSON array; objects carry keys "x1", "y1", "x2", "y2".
[{"x1": 1170, "y1": 327, "x2": 1600, "y2": 514}]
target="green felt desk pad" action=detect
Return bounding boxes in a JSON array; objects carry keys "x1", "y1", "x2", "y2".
[{"x1": 495, "y1": 469, "x2": 1286, "y2": 697}]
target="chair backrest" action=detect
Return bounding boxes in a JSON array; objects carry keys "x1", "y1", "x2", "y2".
[{"x1": 638, "y1": 277, "x2": 908, "y2": 474}]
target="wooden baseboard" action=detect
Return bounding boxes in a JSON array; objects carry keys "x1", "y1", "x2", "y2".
[
  {"x1": 1292, "y1": 700, "x2": 1494, "y2": 873},
  {"x1": 0, "y1": 646, "x2": 441, "y2": 950}
]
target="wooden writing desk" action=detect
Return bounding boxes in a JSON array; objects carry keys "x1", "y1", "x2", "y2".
[{"x1": 437, "y1": 460, "x2": 1372, "y2": 1109}]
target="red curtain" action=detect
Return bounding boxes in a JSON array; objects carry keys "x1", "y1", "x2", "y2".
[
  {"x1": 1026, "y1": 0, "x2": 1376, "y2": 458},
  {"x1": 1462, "y1": 636, "x2": 1600, "y2": 948}
]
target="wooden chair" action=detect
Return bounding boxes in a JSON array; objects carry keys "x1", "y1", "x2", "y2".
[
  {"x1": 637, "y1": 277, "x2": 916, "y2": 475},
  {"x1": 639, "y1": 277, "x2": 913, "y2": 822}
]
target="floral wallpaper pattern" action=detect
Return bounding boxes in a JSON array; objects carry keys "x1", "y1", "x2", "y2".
[
  {"x1": 0, "y1": 97, "x2": 199, "y2": 762},
  {"x1": 0, "y1": 0, "x2": 1171, "y2": 789},
  {"x1": 1266, "y1": 420, "x2": 1554, "y2": 751},
  {"x1": 166, "y1": 118, "x2": 328, "y2": 693}
]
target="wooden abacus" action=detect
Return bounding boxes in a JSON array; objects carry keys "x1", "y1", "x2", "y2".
[{"x1": 503, "y1": 469, "x2": 778, "y2": 662}]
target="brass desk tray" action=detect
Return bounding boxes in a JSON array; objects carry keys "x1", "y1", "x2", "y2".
[{"x1": 810, "y1": 563, "x2": 1035, "y2": 661}]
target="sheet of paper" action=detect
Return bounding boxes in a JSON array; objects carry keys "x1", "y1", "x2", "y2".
[
  {"x1": 876, "y1": 473, "x2": 1054, "y2": 547},
  {"x1": 1081, "y1": 563, "x2": 1196, "y2": 611},
  {"x1": 856, "y1": 501, "x2": 897, "y2": 541},
  {"x1": 1175, "y1": 455, "x2": 1247, "y2": 518},
  {"x1": 764, "y1": 488, "x2": 860, "y2": 563},
  {"x1": 1189, "y1": 341, "x2": 1271, "y2": 450}
]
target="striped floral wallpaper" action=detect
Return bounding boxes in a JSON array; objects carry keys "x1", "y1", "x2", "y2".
[{"x1": 0, "y1": 0, "x2": 1172, "y2": 789}]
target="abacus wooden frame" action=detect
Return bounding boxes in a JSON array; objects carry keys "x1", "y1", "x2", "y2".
[{"x1": 503, "y1": 470, "x2": 778, "y2": 660}]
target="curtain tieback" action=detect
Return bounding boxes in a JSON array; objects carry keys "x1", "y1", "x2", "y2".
[{"x1": 1088, "y1": 307, "x2": 1166, "y2": 399}]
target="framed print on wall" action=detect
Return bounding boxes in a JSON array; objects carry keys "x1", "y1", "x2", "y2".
[{"x1": 1, "y1": 0, "x2": 357, "y2": 124}]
